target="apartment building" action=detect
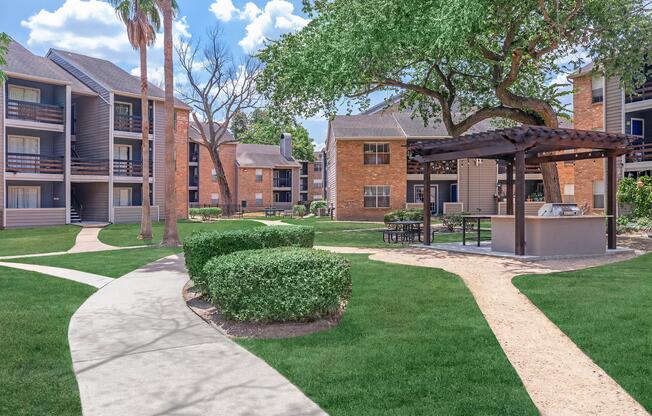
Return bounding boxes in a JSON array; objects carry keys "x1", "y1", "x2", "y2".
[
  {"x1": 1, "y1": 39, "x2": 190, "y2": 228},
  {"x1": 186, "y1": 127, "x2": 324, "y2": 211}
]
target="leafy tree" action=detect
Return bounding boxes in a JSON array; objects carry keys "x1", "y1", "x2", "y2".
[
  {"x1": 618, "y1": 176, "x2": 652, "y2": 219},
  {"x1": 259, "y1": 0, "x2": 652, "y2": 202},
  {"x1": 236, "y1": 109, "x2": 316, "y2": 161},
  {"x1": 111, "y1": 0, "x2": 161, "y2": 240},
  {"x1": 0, "y1": 33, "x2": 9, "y2": 81}
]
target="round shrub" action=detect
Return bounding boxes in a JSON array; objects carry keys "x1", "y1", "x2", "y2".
[
  {"x1": 293, "y1": 204, "x2": 306, "y2": 217},
  {"x1": 310, "y1": 200, "x2": 328, "y2": 215},
  {"x1": 203, "y1": 247, "x2": 351, "y2": 322}
]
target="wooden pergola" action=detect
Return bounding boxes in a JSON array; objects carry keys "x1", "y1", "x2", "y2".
[{"x1": 408, "y1": 126, "x2": 634, "y2": 255}]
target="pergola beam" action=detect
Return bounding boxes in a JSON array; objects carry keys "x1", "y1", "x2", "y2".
[
  {"x1": 514, "y1": 150, "x2": 526, "y2": 256},
  {"x1": 526, "y1": 150, "x2": 609, "y2": 165}
]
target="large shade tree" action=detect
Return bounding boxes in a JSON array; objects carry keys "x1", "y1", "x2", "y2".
[
  {"x1": 111, "y1": 0, "x2": 159, "y2": 239},
  {"x1": 0, "y1": 33, "x2": 9, "y2": 81},
  {"x1": 232, "y1": 109, "x2": 316, "y2": 161},
  {"x1": 258, "y1": 0, "x2": 652, "y2": 202}
]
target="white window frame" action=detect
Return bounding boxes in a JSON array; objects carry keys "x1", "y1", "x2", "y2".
[
  {"x1": 363, "y1": 142, "x2": 390, "y2": 165},
  {"x1": 563, "y1": 184, "x2": 575, "y2": 203},
  {"x1": 255, "y1": 168, "x2": 263, "y2": 183},
  {"x1": 211, "y1": 168, "x2": 218, "y2": 182},
  {"x1": 113, "y1": 187, "x2": 133, "y2": 207},
  {"x1": 313, "y1": 194, "x2": 323, "y2": 200},
  {"x1": 114, "y1": 101, "x2": 133, "y2": 116},
  {"x1": 593, "y1": 180, "x2": 605, "y2": 209},
  {"x1": 363, "y1": 185, "x2": 390, "y2": 208},
  {"x1": 630, "y1": 117, "x2": 645, "y2": 138},
  {"x1": 8, "y1": 135, "x2": 40, "y2": 154},
  {"x1": 413, "y1": 184, "x2": 439, "y2": 214},
  {"x1": 254, "y1": 192, "x2": 263, "y2": 206},
  {"x1": 211, "y1": 193, "x2": 219, "y2": 204},
  {"x1": 8, "y1": 186, "x2": 41, "y2": 208},
  {"x1": 8, "y1": 85, "x2": 41, "y2": 103},
  {"x1": 114, "y1": 144, "x2": 132, "y2": 160}
]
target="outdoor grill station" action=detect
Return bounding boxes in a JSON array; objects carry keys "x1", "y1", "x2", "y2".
[{"x1": 408, "y1": 126, "x2": 634, "y2": 257}]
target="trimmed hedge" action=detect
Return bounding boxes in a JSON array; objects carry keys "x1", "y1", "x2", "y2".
[
  {"x1": 203, "y1": 247, "x2": 351, "y2": 321},
  {"x1": 183, "y1": 225, "x2": 314, "y2": 288},
  {"x1": 189, "y1": 207, "x2": 222, "y2": 221},
  {"x1": 384, "y1": 208, "x2": 423, "y2": 223}
]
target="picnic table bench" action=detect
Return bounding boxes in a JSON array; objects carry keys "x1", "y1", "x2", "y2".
[{"x1": 383, "y1": 221, "x2": 423, "y2": 244}]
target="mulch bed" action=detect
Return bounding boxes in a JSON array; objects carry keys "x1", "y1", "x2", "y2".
[{"x1": 183, "y1": 281, "x2": 347, "y2": 339}]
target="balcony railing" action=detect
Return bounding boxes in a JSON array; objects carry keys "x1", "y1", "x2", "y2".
[
  {"x1": 273, "y1": 179, "x2": 292, "y2": 188},
  {"x1": 189, "y1": 152, "x2": 199, "y2": 163},
  {"x1": 6, "y1": 152, "x2": 64, "y2": 174},
  {"x1": 71, "y1": 158, "x2": 110, "y2": 176},
  {"x1": 6, "y1": 99, "x2": 64, "y2": 124},
  {"x1": 625, "y1": 81, "x2": 652, "y2": 103},
  {"x1": 113, "y1": 159, "x2": 153, "y2": 177},
  {"x1": 626, "y1": 142, "x2": 652, "y2": 163},
  {"x1": 114, "y1": 114, "x2": 153, "y2": 134},
  {"x1": 407, "y1": 159, "x2": 458, "y2": 175}
]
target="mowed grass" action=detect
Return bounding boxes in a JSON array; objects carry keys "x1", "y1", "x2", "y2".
[
  {"x1": 282, "y1": 216, "x2": 384, "y2": 231},
  {"x1": 0, "y1": 267, "x2": 95, "y2": 415},
  {"x1": 0, "y1": 225, "x2": 81, "y2": 256},
  {"x1": 514, "y1": 253, "x2": 652, "y2": 411},
  {"x1": 98, "y1": 219, "x2": 264, "y2": 247},
  {"x1": 11, "y1": 247, "x2": 180, "y2": 278},
  {"x1": 239, "y1": 255, "x2": 536, "y2": 415}
]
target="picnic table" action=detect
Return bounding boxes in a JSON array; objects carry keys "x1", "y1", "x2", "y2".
[
  {"x1": 462, "y1": 215, "x2": 492, "y2": 247},
  {"x1": 383, "y1": 221, "x2": 423, "y2": 244}
]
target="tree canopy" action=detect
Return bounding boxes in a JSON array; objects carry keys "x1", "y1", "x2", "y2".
[
  {"x1": 233, "y1": 109, "x2": 316, "y2": 161},
  {"x1": 0, "y1": 33, "x2": 9, "y2": 81}
]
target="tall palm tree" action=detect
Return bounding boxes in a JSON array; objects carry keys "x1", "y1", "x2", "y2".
[
  {"x1": 111, "y1": 0, "x2": 159, "y2": 240},
  {"x1": 155, "y1": 0, "x2": 180, "y2": 246}
]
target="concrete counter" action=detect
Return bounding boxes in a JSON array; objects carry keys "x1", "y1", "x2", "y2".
[{"x1": 491, "y1": 215, "x2": 607, "y2": 256}]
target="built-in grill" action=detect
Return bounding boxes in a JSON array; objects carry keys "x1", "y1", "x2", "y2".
[{"x1": 537, "y1": 203, "x2": 582, "y2": 216}]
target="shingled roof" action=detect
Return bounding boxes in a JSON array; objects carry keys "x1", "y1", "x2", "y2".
[
  {"x1": 236, "y1": 144, "x2": 300, "y2": 168},
  {"x1": 1, "y1": 39, "x2": 95, "y2": 95}
]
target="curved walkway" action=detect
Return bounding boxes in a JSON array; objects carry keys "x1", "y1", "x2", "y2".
[
  {"x1": 319, "y1": 245, "x2": 649, "y2": 416},
  {"x1": 0, "y1": 261, "x2": 112, "y2": 288},
  {"x1": 69, "y1": 254, "x2": 325, "y2": 416}
]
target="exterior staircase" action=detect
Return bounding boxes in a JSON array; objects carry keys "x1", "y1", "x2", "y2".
[{"x1": 70, "y1": 206, "x2": 82, "y2": 223}]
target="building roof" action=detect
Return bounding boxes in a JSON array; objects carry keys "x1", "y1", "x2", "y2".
[
  {"x1": 236, "y1": 143, "x2": 301, "y2": 168},
  {"x1": 1, "y1": 39, "x2": 95, "y2": 95},
  {"x1": 189, "y1": 121, "x2": 235, "y2": 144},
  {"x1": 49, "y1": 48, "x2": 190, "y2": 109},
  {"x1": 568, "y1": 62, "x2": 595, "y2": 79}
]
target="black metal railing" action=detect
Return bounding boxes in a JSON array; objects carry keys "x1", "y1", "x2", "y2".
[
  {"x1": 6, "y1": 99, "x2": 64, "y2": 124},
  {"x1": 114, "y1": 114, "x2": 153, "y2": 134},
  {"x1": 71, "y1": 158, "x2": 110, "y2": 176},
  {"x1": 6, "y1": 152, "x2": 64, "y2": 174},
  {"x1": 626, "y1": 81, "x2": 652, "y2": 103},
  {"x1": 273, "y1": 178, "x2": 292, "y2": 188},
  {"x1": 626, "y1": 142, "x2": 652, "y2": 163},
  {"x1": 407, "y1": 159, "x2": 458, "y2": 175},
  {"x1": 113, "y1": 159, "x2": 153, "y2": 177}
]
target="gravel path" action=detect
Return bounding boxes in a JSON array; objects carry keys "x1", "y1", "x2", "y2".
[{"x1": 319, "y1": 245, "x2": 649, "y2": 416}]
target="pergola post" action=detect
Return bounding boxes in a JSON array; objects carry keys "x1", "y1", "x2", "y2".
[
  {"x1": 423, "y1": 162, "x2": 431, "y2": 245},
  {"x1": 606, "y1": 155, "x2": 617, "y2": 250},
  {"x1": 514, "y1": 151, "x2": 526, "y2": 256},
  {"x1": 506, "y1": 160, "x2": 514, "y2": 215}
]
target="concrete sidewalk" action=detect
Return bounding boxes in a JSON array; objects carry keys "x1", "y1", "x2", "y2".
[
  {"x1": 0, "y1": 262, "x2": 112, "y2": 288},
  {"x1": 69, "y1": 254, "x2": 325, "y2": 416}
]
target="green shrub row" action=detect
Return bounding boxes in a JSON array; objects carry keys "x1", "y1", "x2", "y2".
[
  {"x1": 183, "y1": 225, "x2": 314, "y2": 289},
  {"x1": 383, "y1": 208, "x2": 423, "y2": 223},
  {"x1": 189, "y1": 207, "x2": 222, "y2": 221},
  {"x1": 203, "y1": 247, "x2": 351, "y2": 321}
]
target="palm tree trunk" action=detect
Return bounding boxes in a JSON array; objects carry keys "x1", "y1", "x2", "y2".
[
  {"x1": 138, "y1": 41, "x2": 152, "y2": 240},
  {"x1": 160, "y1": 0, "x2": 180, "y2": 246}
]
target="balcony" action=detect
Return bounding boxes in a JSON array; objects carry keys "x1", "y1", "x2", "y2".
[
  {"x1": 114, "y1": 114, "x2": 153, "y2": 134},
  {"x1": 114, "y1": 159, "x2": 154, "y2": 177},
  {"x1": 407, "y1": 159, "x2": 458, "y2": 175},
  {"x1": 71, "y1": 158, "x2": 110, "y2": 176},
  {"x1": 626, "y1": 80, "x2": 652, "y2": 104},
  {"x1": 6, "y1": 152, "x2": 64, "y2": 174},
  {"x1": 6, "y1": 99, "x2": 64, "y2": 125},
  {"x1": 626, "y1": 142, "x2": 652, "y2": 163},
  {"x1": 273, "y1": 178, "x2": 292, "y2": 188}
]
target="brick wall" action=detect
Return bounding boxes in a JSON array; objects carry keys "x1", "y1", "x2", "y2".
[
  {"x1": 307, "y1": 159, "x2": 324, "y2": 201},
  {"x1": 238, "y1": 167, "x2": 273, "y2": 210},
  {"x1": 560, "y1": 73, "x2": 605, "y2": 213},
  {"x1": 174, "y1": 110, "x2": 189, "y2": 219},
  {"x1": 335, "y1": 139, "x2": 406, "y2": 221},
  {"x1": 197, "y1": 142, "x2": 237, "y2": 206}
]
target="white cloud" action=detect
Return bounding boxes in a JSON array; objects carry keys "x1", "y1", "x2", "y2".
[
  {"x1": 240, "y1": 2, "x2": 262, "y2": 21},
  {"x1": 210, "y1": 0, "x2": 239, "y2": 22},
  {"x1": 239, "y1": 0, "x2": 309, "y2": 53}
]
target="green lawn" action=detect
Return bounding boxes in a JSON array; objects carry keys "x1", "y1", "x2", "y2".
[
  {"x1": 0, "y1": 267, "x2": 95, "y2": 415},
  {"x1": 98, "y1": 219, "x2": 264, "y2": 247},
  {"x1": 0, "y1": 225, "x2": 81, "y2": 257},
  {"x1": 282, "y1": 217, "x2": 384, "y2": 231},
  {"x1": 239, "y1": 255, "x2": 536, "y2": 415},
  {"x1": 11, "y1": 247, "x2": 180, "y2": 278},
  {"x1": 514, "y1": 253, "x2": 652, "y2": 411}
]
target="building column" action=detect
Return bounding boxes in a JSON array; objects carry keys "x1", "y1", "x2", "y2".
[
  {"x1": 606, "y1": 154, "x2": 617, "y2": 250},
  {"x1": 506, "y1": 159, "x2": 514, "y2": 215},
  {"x1": 423, "y1": 162, "x2": 431, "y2": 245},
  {"x1": 65, "y1": 85, "x2": 72, "y2": 224},
  {"x1": 514, "y1": 150, "x2": 526, "y2": 256}
]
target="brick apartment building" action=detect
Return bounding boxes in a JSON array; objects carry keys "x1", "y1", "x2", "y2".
[{"x1": 185, "y1": 125, "x2": 325, "y2": 211}]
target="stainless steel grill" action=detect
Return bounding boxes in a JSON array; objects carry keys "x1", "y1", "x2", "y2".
[{"x1": 537, "y1": 203, "x2": 582, "y2": 216}]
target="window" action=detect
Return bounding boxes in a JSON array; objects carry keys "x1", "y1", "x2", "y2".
[
  {"x1": 8, "y1": 135, "x2": 40, "y2": 154},
  {"x1": 114, "y1": 144, "x2": 132, "y2": 160},
  {"x1": 114, "y1": 102, "x2": 132, "y2": 116},
  {"x1": 255, "y1": 169, "x2": 263, "y2": 183},
  {"x1": 563, "y1": 184, "x2": 575, "y2": 203},
  {"x1": 8, "y1": 85, "x2": 40, "y2": 103},
  {"x1": 255, "y1": 192, "x2": 263, "y2": 206},
  {"x1": 211, "y1": 193, "x2": 219, "y2": 205},
  {"x1": 629, "y1": 118, "x2": 644, "y2": 137},
  {"x1": 591, "y1": 75, "x2": 603, "y2": 103},
  {"x1": 113, "y1": 187, "x2": 132, "y2": 206},
  {"x1": 173, "y1": 110, "x2": 177, "y2": 132},
  {"x1": 363, "y1": 185, "x2": 390, "y2": 208},
  {"x1": 313, "y1": 195, "x2": 323, "y2": 200},
  {"x1": 364, "y1": 143, "x2": 390, "y2": 165},
  {"x1": 313, "y1": 161, "x2": 322, "y2": 172},
  {"x1": 8, "y1": 186, "x2": 40, "y2": 208},
  {"x1": 241, "y1": 200, "x2": 247, "y2": 209},
  {"x1": 274, "y1": 191, "x2": 292, "y2": 203},
  {"x1": 593, "y1": 181, "x2": 605, "y2": 209},
  {"x1": 313, "y1": 178, "x2": 322, "y2": 189},
  {"x1": 211, "y1": 168, "x2": 218, "y2": 182}
]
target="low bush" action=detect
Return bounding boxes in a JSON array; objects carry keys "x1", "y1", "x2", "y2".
[
  {"x1": 293, "y1": 204, "x2": 306, "y2": 217},
  {"x1": 189, "y1": 207, "x2": 222, "y2": 221},
  {"x1": 383, "y1": 208, "x2": 423, "y2": 223},
  {"x1": 310, "y1": 200, "x2": 328, "y2": 215},
  {"x1": 440, "y1": 212, "x2": 465, "y2": 232},
  {"x1": 203, "y1": 247, "x2": 351, "y2": 322},
  {"x1": 183, "y1": 226, "x2": 314, "y2": 288}
]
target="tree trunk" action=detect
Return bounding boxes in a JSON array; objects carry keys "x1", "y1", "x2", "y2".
[
  {"x1": 138, "y1": 42, "x2": 152, "y2": 240},
  {"x1": 208, "y1": 146, "x2": 234, "y2": 215},
  {"x1": 161, "y1": 0, "x2": 180, "y2": 247}
]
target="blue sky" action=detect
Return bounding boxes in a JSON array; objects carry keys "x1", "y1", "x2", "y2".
[{"x1": 0, "y1": 0, "x2": 341, "y2": 147}]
